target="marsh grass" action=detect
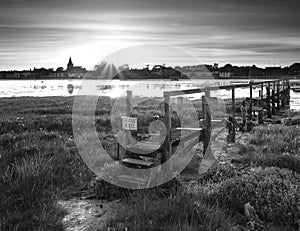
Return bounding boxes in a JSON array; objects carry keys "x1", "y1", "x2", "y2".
[
  {"x1": 105, "y1": 187, "x2": 236, "y2": 231},
  {"x1": 238, "y1": 125, "x2": 300, "y2": 172},
  {"x1": 1, "y1": 96, "x2": 300, "y2": 230},
  {"x1": 0, "y1": 97, "x2": 97, "y2": 230}
]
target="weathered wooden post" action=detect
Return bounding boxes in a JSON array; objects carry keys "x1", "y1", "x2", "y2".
[
  {"x1": 126, "y1": 91, "x2": 133, "y2": 116},
  {"x1": 202, "y1": 95, "x2": 211, "y2": 153},
  {"x1": 163, "y1": 92, "x2": 172, "y2": 164},
  {"x1": 266, "y1": 83, "x2": 271, "y2": 118},
  {"x1": 241, "y1": 100, "x2": 247, "y2": 131},
  {"x1": 283, "y1": 79, "x2": 290, "y2": 107},
  {"x1": 276, "y1": 81, "x2": 280, "y2": 110},
  {"x1": 271, "y1": 88, "x2": 276, "y2": 115},
  {"x1": 271, "y1": 82, "x2": 275, "y2": 114},
  {"x1": 126, "y1": 91, "x2": 133, "y2": 144},
  {"x1": 178, "y1": 97, "x2": 184, "y2": 127},
  {"x1": 231, "y1": 86, "x2": 236, "y2": 142},
  {"x1": 281, "y1": 80, "x2": 285, "y2": 107},
  {"x1": 286, "y1": 79, "x2": 290, "y2": 105},
  {"x1": 260, "y1": 83, "x2": 264, "y2": 101},
  {"x1": 249, "y1": 81, "x2": 253, "y2": 121},
  {"x1": 177, "y1": 96, "x2": 184, "y2": 156},
  {"x1": 117, "y1": 91, "x2": 133, "y2": 159},
  {"x1": 204, "y1": 88, "x2": 211, "y2": 97}
]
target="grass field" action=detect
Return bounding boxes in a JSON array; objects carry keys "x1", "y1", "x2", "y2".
[{"x1": 1, "y1": 96, "x2": 300, "y2": 230}]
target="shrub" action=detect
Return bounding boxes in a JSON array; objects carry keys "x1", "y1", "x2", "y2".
[
  {"x1": 208, "y1": 167, "x2": 300, "y2": 226},
  {"x1": 249, "y1": 125, "x2": 300, "y2": 154}
]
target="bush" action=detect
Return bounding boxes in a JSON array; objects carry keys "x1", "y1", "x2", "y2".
[
  {"x1": 198, "y1": 163, "x2": 239, "y2": 184},
  {"x1": 208, "y1": 167, "x2": 300, "y2": 226},
  {"x1": 273, "y1": 154, "x2": 300, "y2": 174},
  {"x1": 249, "y1": 125, "x2": 300, "y2": 154}
]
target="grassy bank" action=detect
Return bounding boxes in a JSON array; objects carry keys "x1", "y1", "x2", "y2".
[{"x1": 1, "y1": 96, "x2": 300, "y2": 230}]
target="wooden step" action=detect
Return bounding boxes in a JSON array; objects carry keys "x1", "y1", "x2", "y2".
[
  {"x1": 118, "y1": 175, "x2": 148, "y2": 184},
  {"x1": 122, "y1": 158, "x2": 153, "y2": 167}
]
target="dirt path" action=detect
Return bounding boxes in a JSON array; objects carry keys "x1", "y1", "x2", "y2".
[{"x1": 57, "y1": 199, "x2": 121, "y2": 231}]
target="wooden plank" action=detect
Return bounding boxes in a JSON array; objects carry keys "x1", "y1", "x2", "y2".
[
  {"x1": 122, "y1": 158, "x2": 153, "y2": 167},
  {"x1": 118, "y1": 175, "x2": 148, "y2": 184}
]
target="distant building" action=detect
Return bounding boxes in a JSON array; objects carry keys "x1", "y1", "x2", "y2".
[
  {"x1": 219, "y1": 72, "x2": 232, "y2": 78},
  {"x1": 180, "y1": 65, "x2": 211, "y2": 78},
  {"x1": 66, "y1": 57, "x2": 87, "y2": 77}
]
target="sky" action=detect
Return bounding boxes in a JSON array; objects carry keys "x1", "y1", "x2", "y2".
[{"x1": 0, "y1": 0, "x2": 300, "y2": 70}]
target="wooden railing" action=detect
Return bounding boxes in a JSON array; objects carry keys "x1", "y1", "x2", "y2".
[{"x1": 163, "y1": 79, "x2": 291, "y2": 162}]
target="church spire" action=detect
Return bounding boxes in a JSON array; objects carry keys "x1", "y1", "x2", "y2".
[{"x1": 67, "y1": 57, "x2": 74, "y2": 70}]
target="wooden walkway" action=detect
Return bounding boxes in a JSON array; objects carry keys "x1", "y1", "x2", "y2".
[{"x1": 115, "y1": 79, "x2": 291, "y2": 184}]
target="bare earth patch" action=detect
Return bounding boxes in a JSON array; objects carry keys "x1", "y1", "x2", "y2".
[{"x1": 57, "y1": 199, "x2": 121, "y2": 231}]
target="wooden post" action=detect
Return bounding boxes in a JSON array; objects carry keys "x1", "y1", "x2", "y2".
[
  {"x1": 276, "y1": 81, "x2": 280, "y2": 110},
  {"x1": 281, "y1": 80, "x2": 285, "y2": 107},
  {"x1": 249, "y1": 82, "x2": 253, "y2": 121},
  {"x1": 118, "y1": 91, "x2": 133, "y2": 159},
  {"x1": 125, "y1": 91, "x2": 133, "y2": 145},
  {"x1": 231, "y1": 87, "x2": 236, "y2": 142},
  {"x1": 202, "y1": 95, "x2": 211, "y2": 153},
  {"x1": 260, "y1": 83, "x2": 264, "y2": 101},
  {"x1": 286, "y1": 79, "x2": 290, "y2": 105},
  {"x1": 163, "y1": 92, "x2": 172, "y2": 163},
  {"x1": 271, "y1": 88, "x2": 276, "y2": 115},
  {"x1": 204, "y1": 88, "x2": 211, "y2": 97},
  {"x1": 242, "y1": 100, "x2": 246, "y2": 130},
  {"x1": 178, "y1": 97, "x2": 183, "y2": 126},
  {"x1": 266, "y1": 83, "x2": 271, "y2": 118},
  {"x1": 177, "y1": 97, "x2": 184, "y2": 157},
  {"x1": 272, "y1": 82, "x2": 275, "y2": 114},
  {"x1": 126, "y1": 91, "x2": 133, "y2": 116}
]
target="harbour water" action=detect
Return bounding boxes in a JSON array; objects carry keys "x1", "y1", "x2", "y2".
[{"x1": 0, "y1": 79, "x2": 299, "y2": 110}]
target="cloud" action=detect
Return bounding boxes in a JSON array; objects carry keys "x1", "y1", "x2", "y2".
[{"x1": 0, "y1": 0, "x2": 299, "y2": 69}]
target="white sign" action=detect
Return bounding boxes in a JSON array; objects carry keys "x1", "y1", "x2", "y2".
[{"x1": 121, "y1": 116, "x2": 137, "y2": 130}]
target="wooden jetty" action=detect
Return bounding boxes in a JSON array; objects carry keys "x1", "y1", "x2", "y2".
[{"x1": 115, "y1": 79, "x2": 291, "y2": 184}]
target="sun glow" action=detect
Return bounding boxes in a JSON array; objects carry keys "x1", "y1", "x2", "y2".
[{"x1": 65, "y1": 40, "x2": 136, "y2": 70}]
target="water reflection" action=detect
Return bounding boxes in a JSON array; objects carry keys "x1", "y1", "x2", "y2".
[{"x1": 0, "y1": 79, "x2": 299, "y2": 110}]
